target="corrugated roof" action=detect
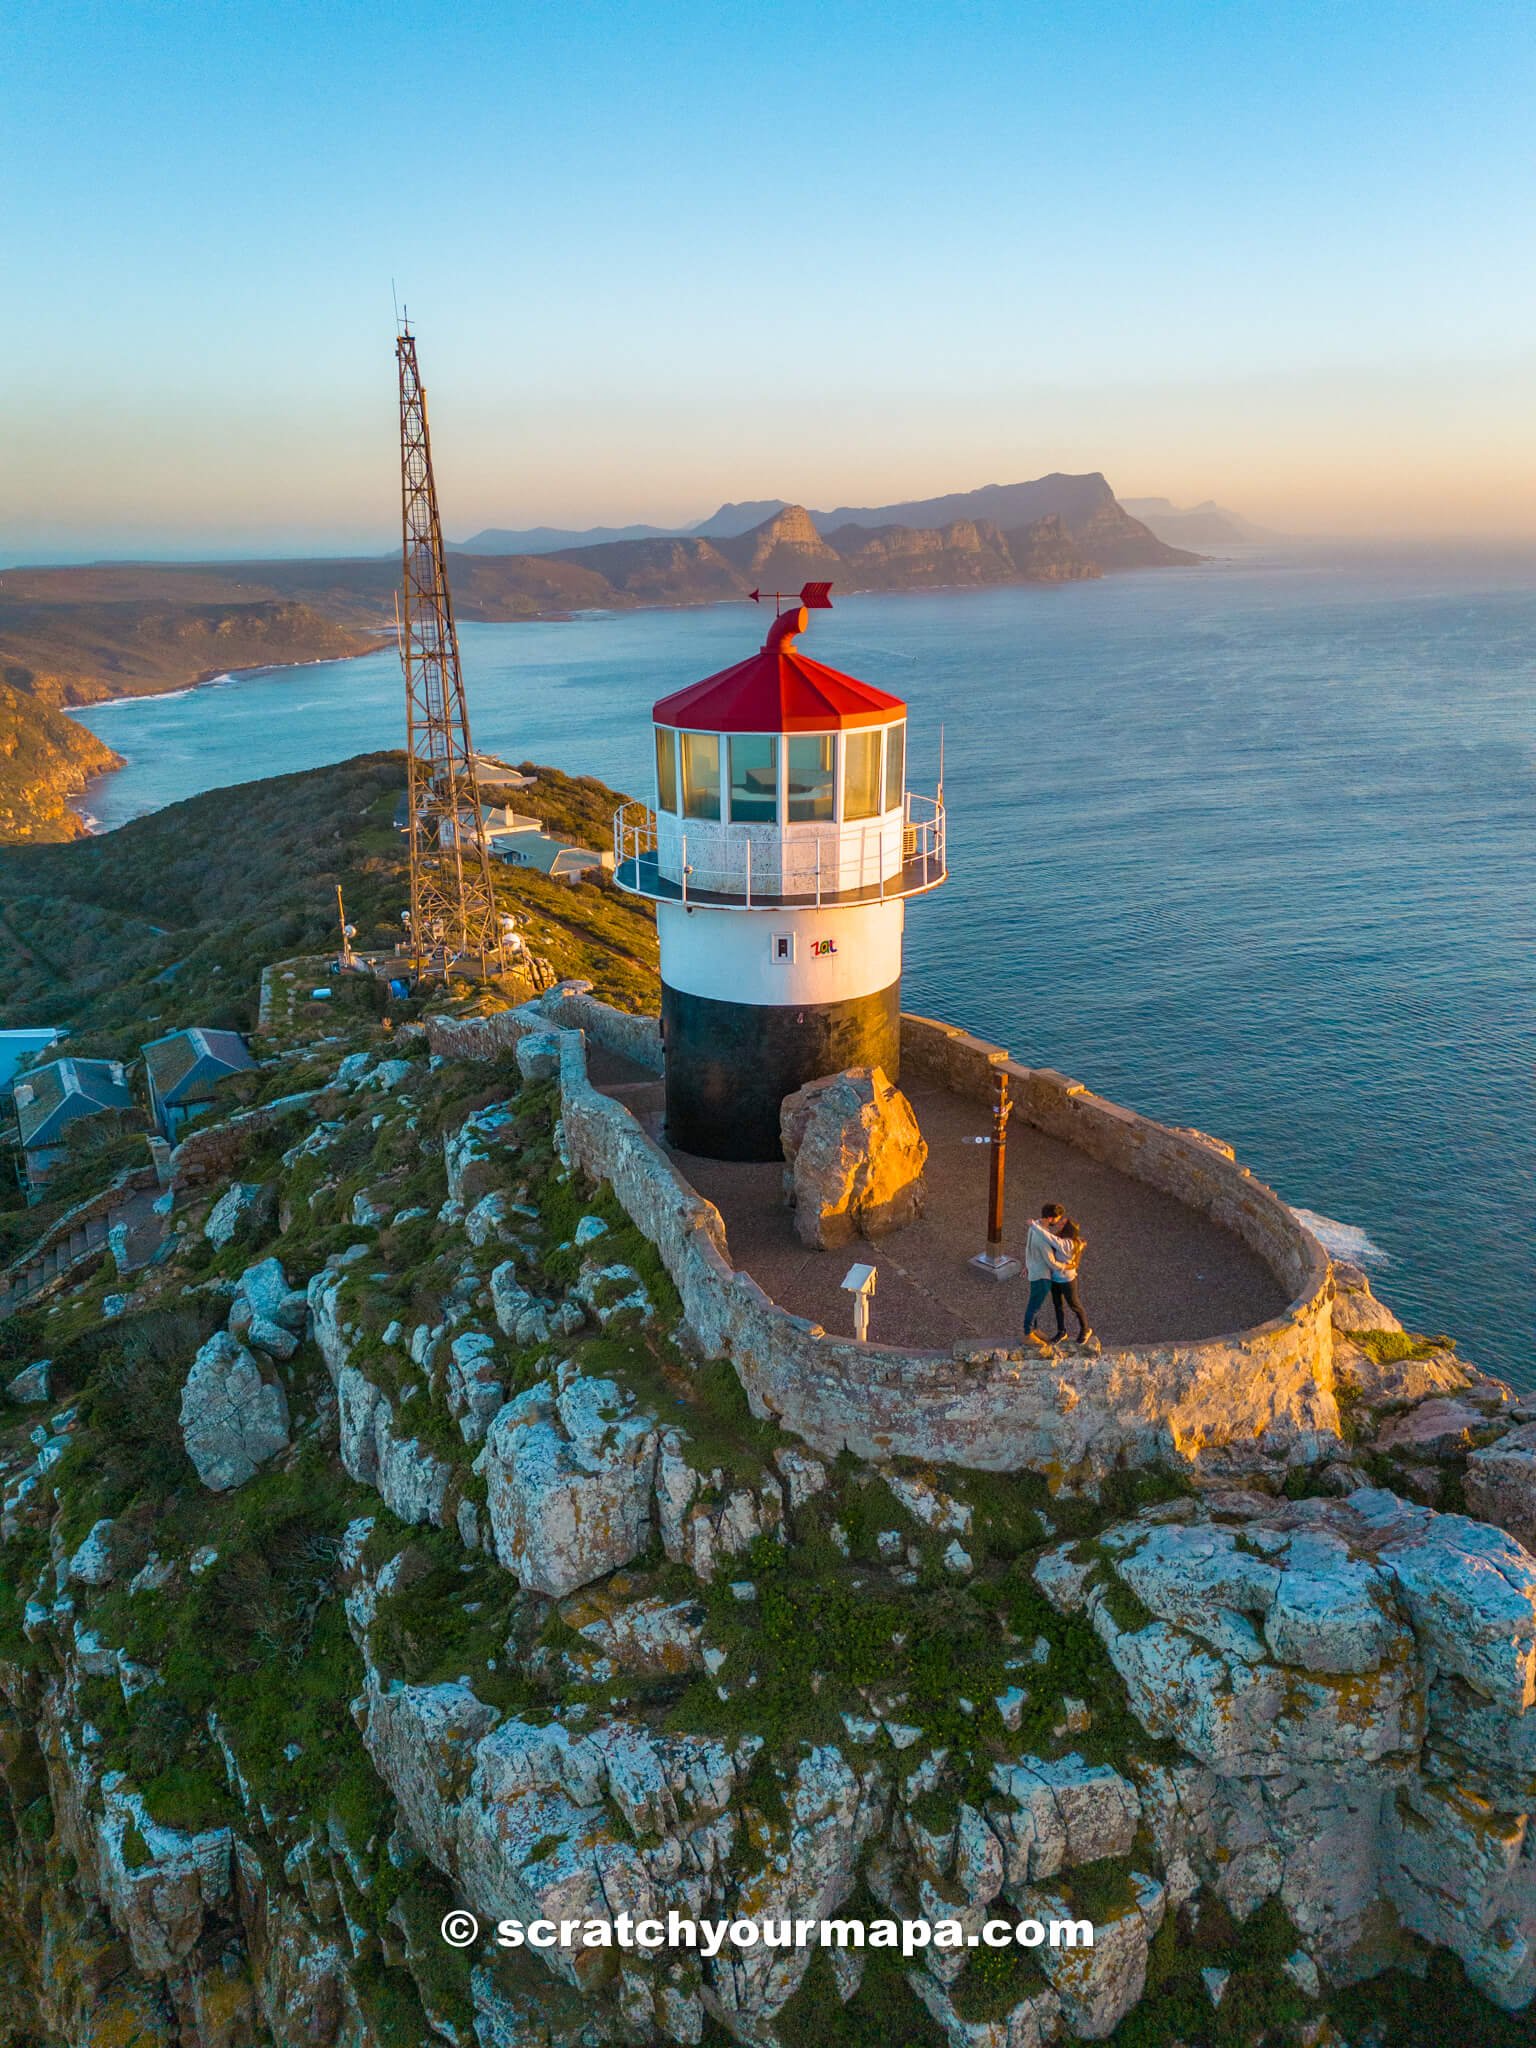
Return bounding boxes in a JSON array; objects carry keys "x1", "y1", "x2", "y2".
[{"x1": 652, "y1": 609, "x2": 905, "y2": 734}]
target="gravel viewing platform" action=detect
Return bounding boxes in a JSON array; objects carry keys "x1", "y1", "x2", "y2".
[{"x1": 586, "y1": 1046, "x2": 1289, "y2": 1353}]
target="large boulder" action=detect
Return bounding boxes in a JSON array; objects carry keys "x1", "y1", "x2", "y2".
[
  {"x1": 202, "y1": 1181, "x2": 275, "y2": 1250},
  {"x1": 5, "y1": 1360, "x2": 50, "y2": 1405},
  {"x1": 477, "y1": 1369, "x2": 661, "y2": 1596},
  {"x1": 779, "y1": 1065, "x2": 928, "y2": 1250},
  {"x1": 179, "y1": 1331, "x2": 291, "y2": 1491},
  {"x1": 229, "y1": 1256, "x2": 308, "y2": 1360},
  {"x1": 1466, "y1": 1422, "x2": 1536, "y2": 1555},
  {"x1": 68, "y1": 1518, "x2": 117, "y2": 1586}
]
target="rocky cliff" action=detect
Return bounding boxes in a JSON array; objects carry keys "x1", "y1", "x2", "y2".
[
  {"x1": 0, "y1": 685, "x2": 122, "y2": 843},
  {"x1": 1, "y1": 964, "x2": 1533, "y2": 2048},
  {"x1": 0, "y1": 588, "x2": 387, "y2": 843}
]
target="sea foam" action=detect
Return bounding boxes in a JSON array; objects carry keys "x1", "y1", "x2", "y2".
[{"x1": 1289, "y1": 1208, "x2": 1390, "y2": 1266}]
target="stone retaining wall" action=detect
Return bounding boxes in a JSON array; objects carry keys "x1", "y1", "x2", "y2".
[
  {"x1": 901, "y1": 1014, "x2": 1327, "y2": 1302},
  {"x1": 169, "y1": 1091, "x2": 323, "y2": 1190},
  {"x1": 427, "y1": 996, "x2": 1339, "y2": 1483},
  {"x1": 540, "y1": 981, "x2": 664, "y2": 1073}
]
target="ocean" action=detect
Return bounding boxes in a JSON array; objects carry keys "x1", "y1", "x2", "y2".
[{"x1": 73, "y1": 546, "x2": 1536, "y2": 1387}]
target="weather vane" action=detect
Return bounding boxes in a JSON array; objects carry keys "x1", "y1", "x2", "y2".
[{"x1": 748, "y1": 581, "x2": 834, "y2": 616}]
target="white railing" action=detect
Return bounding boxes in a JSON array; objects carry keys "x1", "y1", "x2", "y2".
[{"x1": 613, "y1": 792, "x2": 945, "y2": 907}]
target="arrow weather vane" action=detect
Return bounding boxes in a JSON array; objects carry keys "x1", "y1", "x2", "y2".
[{"x1": 748, "y1": 581, "x2": 835, "y2": 615}]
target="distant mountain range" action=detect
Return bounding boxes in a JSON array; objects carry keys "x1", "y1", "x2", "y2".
[
  {"x1": 0, "y1": 473, "x2": 1198, "y2": 841},
  {"x1": 440, "y1": 479, "x2": 1195, "y2": 611},
  {"x1": 1119, "y1": 498, "x2": 1280, "y2": 546},
  {"x1": 455, "y1": 473, "x2": 1231, "y2": 559},
  {"x1": 453, "y1": 499, "x2": 789, "y2": 555}
]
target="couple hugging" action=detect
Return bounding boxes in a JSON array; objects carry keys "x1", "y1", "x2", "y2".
[{"x1": 1022, "y1": 1202, "x2": 1095, "y2": 1350}]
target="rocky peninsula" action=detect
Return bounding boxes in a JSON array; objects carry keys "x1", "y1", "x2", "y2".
[
  {"x1": 0, "y1": 762, "x2": 1532, "y2": 2048},
  {"x1": 0, "y1": 475, "x2": 1191, "y2": 845}
]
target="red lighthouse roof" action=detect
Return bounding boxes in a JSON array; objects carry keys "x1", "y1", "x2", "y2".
[{"x1": 652, "y1": 605, "x2": 905, "y2": 734}]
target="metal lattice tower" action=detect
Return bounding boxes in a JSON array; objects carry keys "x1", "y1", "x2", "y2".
[{"x1": 396, "y1": 324, "x2": 504, "y2": 979}]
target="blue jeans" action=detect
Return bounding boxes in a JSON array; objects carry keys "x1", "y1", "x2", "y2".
[{"x1": 1023, "y1": 1277, "x2": 1053, "y2": 1333}]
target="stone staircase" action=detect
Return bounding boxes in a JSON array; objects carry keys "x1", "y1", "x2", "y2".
[
  {"x1": 0, "y1": 1215, "x2": 111, "y2": 1317},
  {"x1": 0, "y1": 1175, "x2": 164, "y2": 1319}
]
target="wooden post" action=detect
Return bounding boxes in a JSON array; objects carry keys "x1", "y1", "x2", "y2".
[{"x1": 970, "y1": 1067, "x2": 1021, "y2": 1279}]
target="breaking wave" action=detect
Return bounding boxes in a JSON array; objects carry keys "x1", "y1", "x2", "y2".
[{"x1": 1289, "y1": 1208, "x2": 1391, "y2": 1266}]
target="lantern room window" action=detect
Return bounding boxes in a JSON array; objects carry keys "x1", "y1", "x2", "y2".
[
  {"x1": 843, "y1": 728, "x2": 884, "y2": 821},
  {"x1": 655, "y1": 727, "x2": 678, "y2": 812},
  {"x1": 729, "y1": 735, "x2": 778, "y2": 823},
  {"x1": 884, "y1": 721, "x2": 905, "y2": 813},
  {"x1": 787, "y1": 735, "x2": 836, "y2": 822},
  {"x1": 681, "y1": 732, "x2": 721, "y2": 820}
]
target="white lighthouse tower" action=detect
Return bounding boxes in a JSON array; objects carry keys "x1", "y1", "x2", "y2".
[{"x1": 614, "y1": 589, "x2": 946, "y2": 1160}]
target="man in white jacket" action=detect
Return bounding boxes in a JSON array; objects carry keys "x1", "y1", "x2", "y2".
[{"x1": 1022, "y1": 1203, "x2": 1073, "y2": 1349}]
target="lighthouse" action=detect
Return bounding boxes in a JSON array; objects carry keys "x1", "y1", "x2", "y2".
[{"x1": 613, "y1": 588, "x2": 946, "y2": 1160}]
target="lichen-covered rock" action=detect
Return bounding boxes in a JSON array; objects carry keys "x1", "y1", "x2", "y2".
[
  {"x1": 96, "y1": 1784, "x2": 234, "y2": 1977},
  {"x1": 489, "y1": 1259, "x2": 576, "y2": 1346},
  {"x1": 1428, "y1": 1673, "x2": 1536, "y2": 1805},
  {"x1": 202, "y1": 1180, "x2": 273, "y2": 1250},
  {"x1": 1042, "y1": 1504, "x2": 1433, "y2": 1777},
  {"x1": 478, "y1": 1373, "x2": 660, "y2": 1596},
  {"x1": 884, "y1": 1469, "x2": 973, "y2": 1535},
  {"x1": 549, "y1": 1583, "x2": 705, "y2": 1681},
  {"x1": 654, "y1": 1437, "x2": 784, "y2": 1582},
  {"x1": 1374, "y1": 1398, "x2": 1500, "y2": 1461},
  {"x1": 1466, "y1": 1423, "x2": 1536, "y2": 1556},
  {"x1": 464, "y1": 1190, "x2": 511, "y2": 1247},
  {"x1": 1384, "y1": 1775, "x2": 1536, "y2": 2010},
  {"x1": 1362, "y1": 1491, "x2": 1536, "y2": 1714},
  {"x1": 5, "y1": 1359, "x2": 50, "y2": 1404},
  {"x1": 780, "y1": 1065, "x2": 928, "y2": 1249},
  {"x1": 707, "y1": 1745, "x2": 885, "y2": 2026},
  {"x1": 1030, "y1": 1871, "x2": 1166, "y2": 2039},
  {"x1": 1134, "y1": 1763, "x2": 1280, "y2": 1918},
  {"x1": 230, "y1": 1256, "x2": 309, "y2": 1335},
  {"x1": 179, "y1": 1331, "x2": 290, "y2": 1491},
  {"x1": 444, "y1": 1102, "x2": 516, "y2": 1208},
  {"x1": 773, "y1": 1445, "x2": 830, "y2": 1511},
  {"x1": 987, "y1": 1755, "x2": 1140, "y2": 1886},
  {"x1": 68, "y1": 1518, "x2": 116, "y2": 1586},
  {"x1": 1330, "y1": 1262, "x2": 1405, "y2": 1336},
  {"x1": 446, "y1": 1328, "x2": 506, "y2": 1438}
]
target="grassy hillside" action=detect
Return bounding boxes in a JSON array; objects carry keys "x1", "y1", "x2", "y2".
[
  {"x1": 0, "y1": 596, "x2": 385, "y2": 712},
  {"x1": 0, "y1": 753, "x2": 656, "y2": 1060},
  {"x1": 0, "y1": 751, "x2": 657, "y2": 1267}
]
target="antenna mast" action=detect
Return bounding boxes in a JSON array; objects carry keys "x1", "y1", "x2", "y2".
[{"x1": 396, "y1": 321, "x2": 504, "y2": 980}]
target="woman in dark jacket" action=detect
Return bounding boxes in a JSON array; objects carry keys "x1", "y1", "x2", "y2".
[{"x1": 1051, "y1": 1218, "x2": 1095, "y2": 1345}]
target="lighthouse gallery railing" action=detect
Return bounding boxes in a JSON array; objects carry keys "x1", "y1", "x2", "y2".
[{"x1": 611, "y1": 791, "x2": 946, "y2": 908}]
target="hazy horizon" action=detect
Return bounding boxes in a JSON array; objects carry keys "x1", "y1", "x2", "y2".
[{"x1": 6, "y1": 2, "x2": 1535, "y2": 561}]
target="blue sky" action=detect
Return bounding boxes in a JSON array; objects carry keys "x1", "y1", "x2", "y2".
[{"x1": 6, "y1": 0, "x2": 1536, "y2": 556}]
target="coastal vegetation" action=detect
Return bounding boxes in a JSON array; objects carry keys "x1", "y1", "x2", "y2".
[{"x1": 0, "y1": 751, "x2": 653, "y2": 1272}]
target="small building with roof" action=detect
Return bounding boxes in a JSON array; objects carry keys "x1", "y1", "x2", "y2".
[
  {"x1": 486, "y1": 808, "x2": 614, "y2": 881},
  {"x1": 11, "y1": 1056, "x2": 134, "y2": 1187},
  {"x1": 142, "y1": 1027, "x2": 255, "y2": 1140}
]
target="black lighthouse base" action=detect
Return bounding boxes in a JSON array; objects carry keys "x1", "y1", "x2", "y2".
[{"x1": 661, "y1": 979, "x2": 902, "y2": 1162}]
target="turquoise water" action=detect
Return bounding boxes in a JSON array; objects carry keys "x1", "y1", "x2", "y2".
[{"x1": 75, "y1": 548, "x2": 1536, "y2": 1385}]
